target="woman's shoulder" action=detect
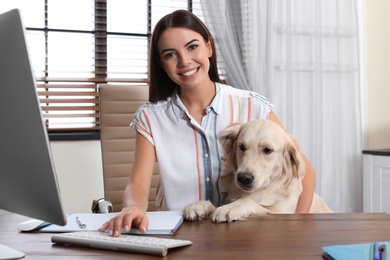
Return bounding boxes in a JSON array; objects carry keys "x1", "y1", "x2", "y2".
[
  {"x1": 136, "y1": 99, "x2": 171, "y2": 112},
  {"x1": 217, "y1": 82, "x2": 270, "y2": 103},
  {"x1": 133, "y1": 98, "x2": 175, "y2": 121}
]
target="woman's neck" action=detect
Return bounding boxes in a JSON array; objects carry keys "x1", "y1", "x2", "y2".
[{"x1": 178, "y1": 81, "x2": 216, "y2": 124}]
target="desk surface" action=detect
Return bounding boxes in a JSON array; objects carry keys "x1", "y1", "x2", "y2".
[{"x1": 1, "y1": 213, "x2": 390, "y2": 259}]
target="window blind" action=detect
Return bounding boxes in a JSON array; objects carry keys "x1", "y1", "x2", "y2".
[{"x1": 1, "y1": 0, "x2": 208, "y2": 133}]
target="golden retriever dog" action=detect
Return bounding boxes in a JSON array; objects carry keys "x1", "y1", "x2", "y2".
[{"x1": 183, "y1": 119, "x2": 332, "y2": 223}]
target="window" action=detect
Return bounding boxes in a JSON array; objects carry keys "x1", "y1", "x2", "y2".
[{"x1": 0, "y1": 0, "x2": 206, "y2": 139}]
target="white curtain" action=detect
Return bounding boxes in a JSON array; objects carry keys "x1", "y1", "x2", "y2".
[{"x1": 200, "y1": 0, "x2": 365, "y2": 213}]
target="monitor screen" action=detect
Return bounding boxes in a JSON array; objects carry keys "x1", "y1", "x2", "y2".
[{"x1": 0, "y1": 9, "x2": 66, "y2": 226}]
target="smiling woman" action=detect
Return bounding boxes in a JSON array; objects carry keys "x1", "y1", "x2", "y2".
[
  {"x1": 98, "y1": 10, "x2": 317, "y2": 239},
  {"x1": 0, "y1": 0, "x2": 206, "y2": 137}
]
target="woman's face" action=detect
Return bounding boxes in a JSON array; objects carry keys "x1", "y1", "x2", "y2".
[{"x1": 157, "y1": 27, "x2": 212, "y2": 89}]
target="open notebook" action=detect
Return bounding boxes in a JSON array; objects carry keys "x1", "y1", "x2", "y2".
[{"x1": 40, "y1": 211, "x2": 184, "y2": 235}]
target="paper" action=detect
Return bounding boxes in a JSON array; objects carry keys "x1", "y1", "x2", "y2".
[
  {"x1": 322, "y1": 241, "x2": 390, "y2": 260},
  {"x1": 40, "y1": 211, "x2": 184, "y2": 235}
]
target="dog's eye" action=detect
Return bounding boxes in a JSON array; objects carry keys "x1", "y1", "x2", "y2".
[
  {"x1": 263, "y1": 147, "x2": 273, "y2": 154},
  {"x1": 238, "y1": 144, "x2": 246, "y2": 152}
]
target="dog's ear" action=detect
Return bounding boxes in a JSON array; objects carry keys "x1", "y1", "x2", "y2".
[
  {"x1": 218, "y1": 123, "x2": 242, "y2": 152},
  {"x1": 282, "y1": 135, "x2": 305, "y2": 179},
  {"x1": 218, "y1": 123, "x2": 242, "y2": 169}
]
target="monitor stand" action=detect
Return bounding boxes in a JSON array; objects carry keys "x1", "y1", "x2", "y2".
[{"x1": 0, "y1": 244, "x2": 25, "y2": 260}]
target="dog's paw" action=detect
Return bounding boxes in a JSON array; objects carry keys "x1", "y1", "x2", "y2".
[
  {"x1": 183, "y1": 200, "x2": 216, "y2": 221},
  {"x1": 211, "y1": 198, "x2": 270, "y2": 223},
  {"x1": 211, "y1": 204, "x2": 247, "y2": 223}
]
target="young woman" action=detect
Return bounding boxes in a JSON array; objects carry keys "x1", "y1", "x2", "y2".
[{"x1": 99, "y1": 10, "x2": 316, "y2": 237}]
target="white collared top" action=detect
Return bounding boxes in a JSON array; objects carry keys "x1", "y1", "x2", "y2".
[{"x1": 130, "y1": 82, "x2": 273, "y2": 211}]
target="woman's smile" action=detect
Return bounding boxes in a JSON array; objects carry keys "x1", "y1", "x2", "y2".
[{"x1": 180, "y1": 68, "x2": 199, "y2": 77}]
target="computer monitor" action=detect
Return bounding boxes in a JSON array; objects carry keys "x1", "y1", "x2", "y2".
[{"x1": 0, "y1": 9, "x2": 67, "y2": 226}]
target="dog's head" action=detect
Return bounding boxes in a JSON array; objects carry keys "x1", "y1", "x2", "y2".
[{"x1": 218, "y1": 120, "x2": 305, "y2": 193}]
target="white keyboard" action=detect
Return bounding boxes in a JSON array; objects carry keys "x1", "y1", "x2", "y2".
[{"x1": 51, "y1": 231, "x2": 192, "y2": 256}]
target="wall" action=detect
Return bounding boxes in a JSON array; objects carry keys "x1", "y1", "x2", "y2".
[
  {"x1": 50, "y1": 140, "x2": 104, "y2": 214},
  {"x1": 0, "y1": 141, "x2": 104, "y2": 216},
  {"x1": 365, "y1": 0, "x2": 390, "y2": 149}
]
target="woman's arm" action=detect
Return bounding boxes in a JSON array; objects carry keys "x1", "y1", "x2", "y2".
[
  {"x1": 99, "y1": 132, "x2": 156, "y2": 236},
  {"x1": 123, "y1": 132, "x2": 156, "y2": 211},
  {"x1": 268, "y1": 112, "x2": 316, "y2": 213},
  {"x1": 295, "y1": 153, "x2": 316, "y2": 213}
]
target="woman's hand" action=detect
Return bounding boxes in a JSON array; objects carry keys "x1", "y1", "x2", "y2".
[
  {"x1": 98, "y1": 207, "x2": 149, "y2": 237},
  {"x1": 99, "y1": 133, "x2": 155, "y2": 237}
]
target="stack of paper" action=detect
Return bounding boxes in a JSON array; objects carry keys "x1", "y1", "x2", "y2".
[{"x1": 40, "y1": 211, "x2": 184, "y2": 235}]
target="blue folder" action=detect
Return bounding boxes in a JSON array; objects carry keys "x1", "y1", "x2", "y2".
[{"x1": 322, "y1": 242, "x2": 389, "y2": 260}]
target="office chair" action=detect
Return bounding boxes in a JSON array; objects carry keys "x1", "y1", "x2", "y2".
[{"x1": 98, "y1": 84, "x2": 159, "y2": 212}]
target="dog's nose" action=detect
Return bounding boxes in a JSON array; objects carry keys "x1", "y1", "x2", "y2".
[{"x1": 237, "y1": 172, "x2": 254, "y2": 186}]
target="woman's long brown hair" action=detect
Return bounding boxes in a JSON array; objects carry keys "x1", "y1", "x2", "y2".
[{"x1": 148, "y1": 10, "x2": 221, "y2": 103}]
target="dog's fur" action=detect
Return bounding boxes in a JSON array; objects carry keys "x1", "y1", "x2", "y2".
[{"x1": 183, "y1": 119, "x2": 332, "y2": 223}]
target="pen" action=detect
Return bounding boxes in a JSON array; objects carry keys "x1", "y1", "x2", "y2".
[
  {"x1": 76, "y1": 217, "x2": 87, "y2": 229},
  {"x1": 379, "y1": 244, "x2": 387, "y2": 260},
  {"x1": 374, "y1": 241, "x2": 380, "y2": 260}
]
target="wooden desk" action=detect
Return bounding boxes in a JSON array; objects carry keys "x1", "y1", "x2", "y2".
[{"x1": 1, "y1": 213, "x2": 390, "y2": 259}]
